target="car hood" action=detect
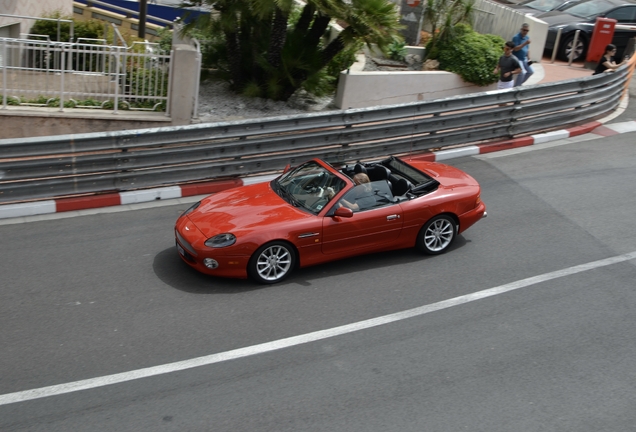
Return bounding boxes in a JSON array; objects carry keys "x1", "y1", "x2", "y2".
[
  {"x1": 539, "y1": 10, "x2": 584, "y2": 26},
  {"x1": 185, "y1": 181, "x2": 308, "y2": 237},
  {"x1": 510, "y1": 6, "x2": 542, "y2": 16}
]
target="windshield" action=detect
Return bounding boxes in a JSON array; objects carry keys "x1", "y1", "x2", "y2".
[
  {"x1": 565, "y1": 0, "x2": 615, "y2": 18},
  {"x1": 521, "y1": 0, "x2": 566, "y2": 12},
  {"x1": 275, "y1": 161, "x2": 346, "y2": 214}
]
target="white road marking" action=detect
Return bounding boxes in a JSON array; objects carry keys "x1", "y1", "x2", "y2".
[
  {"x1": 1, "y1": 251, "x2": 636, "y2": 406},
  {"x1": 0, "y1": 196, "x2": 204, "y2": 226},
  {"x1": 604, "y1": 121, "x2": 636, "y2": 134},
  {"x1": 533, "y1": 130, "x2": 570, "y2": 144}
]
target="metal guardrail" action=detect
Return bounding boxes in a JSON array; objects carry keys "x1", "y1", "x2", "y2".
[{"x1": 0, "y1": 61, "x2": 633, "y2": 204}]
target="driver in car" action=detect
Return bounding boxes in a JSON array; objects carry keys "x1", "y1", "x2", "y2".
[{"x1": 339, "y1": 173, "x2": 375, "y2": 211}]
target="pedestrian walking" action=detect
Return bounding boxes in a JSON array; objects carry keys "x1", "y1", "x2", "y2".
[
  {"x1": 494, "y1": 41, "x2": 522, "y2": 90},
  {"x1": 513, "y1": 23, "x2": 534, "y2": 86}
]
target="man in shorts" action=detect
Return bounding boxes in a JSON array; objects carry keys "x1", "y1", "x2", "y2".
[{"x1": 494, "y1": 41, "x2": 521, "y2": 90}]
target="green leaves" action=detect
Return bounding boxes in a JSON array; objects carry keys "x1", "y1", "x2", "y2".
[
  {"x1": 436, "y1": 24, "x2": 503, "y2": 86},
  {"x1": 387, "y1": 38, "x2": 407, "y2": 61},
  {"x1": 30, "y1": 11, "x2": 104, "y2": 42},
  {"x1": 182, "y1": 0, "x2": 402, "y2": 101}
]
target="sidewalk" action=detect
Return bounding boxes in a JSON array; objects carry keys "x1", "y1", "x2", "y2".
[{"x1": 525, "y1": 57, "x2": 592, "y2": 85}]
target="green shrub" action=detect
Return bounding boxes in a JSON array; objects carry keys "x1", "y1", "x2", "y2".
[
  {"x1": 30, "y1": 11, "x2": 103, "y2": 42},
  {"x1": 387, "y1": 38, "x2": 407, "y2": 62},
  {"x1": 436, "y1": 23, "x2": 503, "y2": 86},
  {"x1": 155, "y1": 27, "x2": 173, "y2": 55}
]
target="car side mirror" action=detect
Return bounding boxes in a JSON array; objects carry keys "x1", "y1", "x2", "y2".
[
  {"x1": 282, "y1": 164, "x2": 291, "y2": 174},
  {"x1": 333, "y1": 207, "x2": 354, "y2": 218}
]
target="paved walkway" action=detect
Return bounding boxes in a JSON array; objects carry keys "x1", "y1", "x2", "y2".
[{"x1": 525, "y1": 57, "x2": 592, "y2": 85}]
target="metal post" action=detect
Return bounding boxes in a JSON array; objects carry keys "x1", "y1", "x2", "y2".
[
  {"x1": 114, "y1": 49, "x2": 121, "y2": 114},
  {"x1": 138, "y1": 0, "x2": 148, "y2": 39},
  {"x1": 59, "y1": 45, "x2": 65, "y2": 112},
  {"x1": 551, "y1": 29, "x2": 562, "y2": 63},
  {"x1": 192, "y1": 39, "x2": 201, "y2": 120},
  {"x1": 568, "y1": 30, "x2": 580, "y2": 66},
  {"x1": 165, "y1": 48, "x2": 174, "y2": 117},
  {"x1": 2, "y1": 39, "x2": 6, "y2": 109},
  {"x1": 166, "y1": 45, "x2": 174, "y2": 117}
]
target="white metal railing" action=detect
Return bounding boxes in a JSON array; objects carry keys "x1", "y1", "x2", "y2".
[
  {"x1": 0, "y1": 36, "x2": 171, "y2": 113},
  {"x1": 0, "y1": 13, "x2": 75, "y2": 42}
]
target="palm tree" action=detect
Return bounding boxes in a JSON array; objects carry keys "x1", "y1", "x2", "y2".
[
  {"x1": 320, "y1": 0, "x2": 402, "y2": 69},
  {"x1": 423, "y1": 0, "x2": 475, "y2": 58},
  {"x1": 181, "y1": 0, "x2": 402, "y2": 101}
]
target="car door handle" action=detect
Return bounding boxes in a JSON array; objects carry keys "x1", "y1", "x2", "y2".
[
  {"x1": 298, "y1": 232, "x2": 320, "y2": 238},
  {"x1": 386, "y1": 214, "x2": 400, "y2": 221}
]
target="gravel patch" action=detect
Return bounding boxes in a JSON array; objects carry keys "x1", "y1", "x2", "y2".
[
  {"x1": 195, "y1": 53, "x2": 424, "y2": 123},
  {"x1": 196, "y1": 80, "x2": 338, "y2": 123},
  {"x1": 363, "y1": 54, "x2": 423, "y2": 72}
]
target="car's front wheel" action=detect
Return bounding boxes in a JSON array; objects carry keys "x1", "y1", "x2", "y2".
[
  {"x1": 416, "y1": 215, "x2": 457, "y2": 255},
  {"x1": 248, "y1": 241, "x2": 296, "y2": 284},
  {"x1": 559, "y1": 34, "x2": 586, "y2": 61}
]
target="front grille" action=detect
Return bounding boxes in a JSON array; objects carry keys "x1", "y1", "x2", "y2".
[
  {"x1": 175, "y1": 230, "x2": 198, "y2": 256},
  {"x1": 176, "y1": 240, "x2": 196, "y2": 263}
]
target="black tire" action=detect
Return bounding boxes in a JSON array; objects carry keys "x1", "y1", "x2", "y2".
[
  {"x1": 248, "y1": 241, "x2": 296, "y2": 284},
  {"x1": 559, "y1": 34, "x2": 586, "y2": 62},
  {"x1": 416, "y1": 215, "x2": 457, "y2": 255}
]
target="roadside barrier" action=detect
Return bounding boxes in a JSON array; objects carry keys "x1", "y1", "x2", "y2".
[{"x1": 0, "y1": 58, "x2": 634, "y2": 206}]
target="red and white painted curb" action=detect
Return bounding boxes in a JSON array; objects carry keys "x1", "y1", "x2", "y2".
[{"x1": 2, "y1": 120, "x2": 636, "y2": 220}]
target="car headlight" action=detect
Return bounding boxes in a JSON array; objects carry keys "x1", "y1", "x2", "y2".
[
  {"x1": 205, "y1": 233, "x2": 237, "y2": 248},
  {"x1": 181, "y1": 201, "x2": 201, "y2": 217}
]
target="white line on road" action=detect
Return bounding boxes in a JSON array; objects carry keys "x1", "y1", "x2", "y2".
[{"x1": 2, "y1": 251, "x2": 636, "y2": 406}]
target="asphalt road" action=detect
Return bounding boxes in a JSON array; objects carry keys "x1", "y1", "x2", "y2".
[{"x1": 1, "y1": 129, "x2": 636, "y2": 431}]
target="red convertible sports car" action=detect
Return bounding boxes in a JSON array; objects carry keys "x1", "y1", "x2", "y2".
[{"x1": 175, "y1": 156, "x2": 487, "y2": 284}]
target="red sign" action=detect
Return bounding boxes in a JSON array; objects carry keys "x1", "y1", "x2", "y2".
[{"x1": 407, "y1": 0, "x2": 421, "y2": 7}]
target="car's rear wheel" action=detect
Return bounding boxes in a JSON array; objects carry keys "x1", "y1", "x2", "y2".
[
  {"x1": 559, "y1": 34, "x2": 586, "y2": 61},
  {"x1": 416, "y1": 215, "x2": 457, "y2": 255},
  {"x1": 248, "y1": 241, "x2": 296, "y2": 284}
]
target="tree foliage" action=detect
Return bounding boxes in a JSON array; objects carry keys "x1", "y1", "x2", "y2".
[
  {"x1": 30, "y1": 11, "x2": 104, "y2": 42},
  {"x1": 436, "y1": 23, "x2": 503, "y2": 86},
  {"x1": 180, "y1": 0, "x2": 402, "y2": 100},
  {"x1": 423, "y1": 0, "x2": 475, "y2": 59},
  {"x1": 421, "y1": 1, "x2": 502, "y2": 86}
]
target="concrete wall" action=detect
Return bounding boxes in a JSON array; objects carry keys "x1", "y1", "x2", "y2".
[
  {"x1": 168, "y1": 43, "x2": 198, "y2": 125},
  {"x1": 0, "y1": 108, "x2": 171, "y2": 139},
  {"x1": 333, "y1": 1, "x2": 550, "y2": 110},
  {"x1": 334, "y1": 70, "x2": 497, "y2": 109},
  {"x1": 2, "y1": 69, "x2": 117, "y2": 97},
  {"x1": 474, "y1": 0, "x2": 548, "y2": 62},
  {"x1": 0, "y1": 0, "x2": 72, "y2": 35}
]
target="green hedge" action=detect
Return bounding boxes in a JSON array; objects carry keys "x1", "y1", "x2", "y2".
[
  {"x1": 30, "y1": 12, "x2": 103, "y2": 42},
  {"x1": 434, "y1": 24, "x2": 504, "y2": 87}
]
